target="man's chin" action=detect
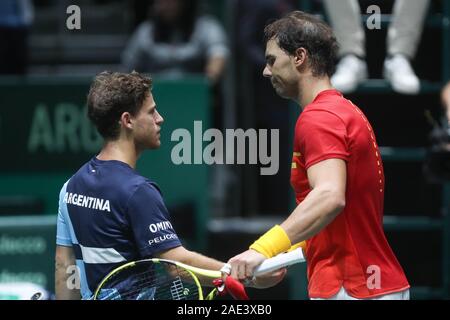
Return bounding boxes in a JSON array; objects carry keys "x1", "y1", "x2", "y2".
[
  {"x1": 274, "y1": 87, "x2": 291, "y2": 100},
  {"x1": 149, "y1": 141, "x2": 161, "y2": 149}
]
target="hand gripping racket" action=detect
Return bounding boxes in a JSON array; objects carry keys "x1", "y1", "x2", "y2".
[{"x1": 93, "y1": 248, "x2": 305, "y2": 300}]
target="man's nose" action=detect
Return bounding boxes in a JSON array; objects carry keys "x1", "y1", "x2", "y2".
[
  {"x1": 263, "y1": 66, "x2": 272, "y2": 78},
  {"x1": 156, "y1": 111, "x2": 164, "y2": 124}
]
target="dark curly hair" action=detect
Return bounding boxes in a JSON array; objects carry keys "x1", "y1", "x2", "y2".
[
  {"x1": 87, "y1": 71, "x2": 152, "y2": 140},
  {"x1": 264, "y1": 11, "x2": 339, "y2": 77}
]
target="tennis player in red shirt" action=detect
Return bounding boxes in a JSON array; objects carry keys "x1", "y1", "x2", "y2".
[{"x1": 227, "y1": 11, "x2": 410, "y2": 300}]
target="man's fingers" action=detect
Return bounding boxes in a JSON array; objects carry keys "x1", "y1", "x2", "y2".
[
  {"x1": 227, "y1": 250, "x2": 266, "y2": 281},
  {"x1": 238, "y1": 264, "x2": 247, "y2": 280},
  {"x1": 245, "y1": 264, "x2": 255, "y2": 279},
  {"x1": 228, "y1": 259, "x2": 253, "y2": 280},
  {"x1": 230, "y1": 263, "x2": 239, "y2": 279},
  {"x1": 272, "y1": 268, "x2": 287, "y2": 277},
  {"x1": 228, "y1": 258, "x2": 243, "y2": 279}
]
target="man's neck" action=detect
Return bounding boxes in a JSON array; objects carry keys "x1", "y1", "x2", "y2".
[
  {"x1": 297, "y1": 75, "x2": 334, "y2": 109},
  {"x1": 96, "y1": 139, "x2": 139, "y2": 169}
]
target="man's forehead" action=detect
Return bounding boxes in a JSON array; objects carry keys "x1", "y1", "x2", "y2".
[
  {"x1": 265, "y1": 38, "x2": 282, "y2": 54},
  {"x1": 145, "y1": 93, "x2": 156, "y2": 108}
]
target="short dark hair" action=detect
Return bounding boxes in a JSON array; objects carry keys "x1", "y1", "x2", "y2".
[
  {"x1": 264, "y1": 11, "x2": 339, "y2": 77},
  {"x1": 87, "y1": 71, "x2": 152, "y2": 140}
]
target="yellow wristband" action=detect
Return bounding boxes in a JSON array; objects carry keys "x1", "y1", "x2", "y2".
[
  {"x1": 288, "y1": 241, "x2": 306, "y2": 252},
  {"x1": 249, "y1": 225, "x2": 292, "y2": 258}
]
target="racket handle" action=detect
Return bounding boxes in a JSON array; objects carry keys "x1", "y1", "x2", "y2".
[{"x1": 254, "y1": 248, "x2": 305, "y2": 276}]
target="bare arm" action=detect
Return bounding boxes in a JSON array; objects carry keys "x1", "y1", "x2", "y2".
[
  {"x1": 154, "y1": 246, "x2": 225, "y2": 286},
  {"x1": 55, "y1": 245, "x2": 80, "y2": 300},
  {"x1": 228, "y1": 158, "x2": 346, "y2": 280},
  {"x1": 281, "y1": 158, "x2": 347, "y2": 243},
  {"x1": 155, "y1": 245, "x2": 224, "y2": 270}
]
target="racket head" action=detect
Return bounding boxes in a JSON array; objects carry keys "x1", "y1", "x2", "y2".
[{"x1": 93, "y1": 258, "x2": 205, "y2": 300}]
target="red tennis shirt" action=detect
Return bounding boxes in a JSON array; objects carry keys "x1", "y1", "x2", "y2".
[{"x1": 291, "y1": 89, "x2": 409, "y2": 299}]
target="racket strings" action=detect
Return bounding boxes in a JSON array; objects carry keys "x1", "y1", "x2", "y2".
[{"x1": 97, "y1": 261, "x2": 200, "y2": 300}]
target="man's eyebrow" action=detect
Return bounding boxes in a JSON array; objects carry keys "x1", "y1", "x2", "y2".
[{"x1": 265, "y1": 54, "x2": 275, "y2": 60}]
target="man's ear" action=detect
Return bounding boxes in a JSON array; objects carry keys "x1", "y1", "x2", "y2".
[
  {"x1": 293, "y1": 47, "x2": 307, "y2": 68},
  {"x1": 120, "y1": 112, "x2": 133, "y2": 130}
]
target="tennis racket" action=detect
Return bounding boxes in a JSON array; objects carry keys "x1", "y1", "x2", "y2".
[{"x1": 93, "y1": 247, "x2": 305, "y2": 300}]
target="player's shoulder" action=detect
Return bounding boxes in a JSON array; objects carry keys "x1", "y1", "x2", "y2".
[
  {"x1": 69, "y1": 159, "x2": 95, "y2": 180},
  {"x1": 132, "y1": 179, "x2": 163, "y2": 198},
  {"x1": 306, "y1": 92, "x2": 349, "y2": 111},
  {"x1": 58, "y1": 160, "x2": 89, "y2": 197},
  {"x1": 57, "y1": 179, "x2": 71, "y2": 204},
  {"x1": 108, "y1": 167, "x2": 161, "y2": 201},
  {"x1": 300, "y1": 91, "x2": 352, "y2": 121},
  {"x1": 125, "y1": 179, "x2": 165, "y2": 211},
  {"x1": 299, "y1": 105, "x2": 344, "y2": 124},
  {"x1": 296, "y1": 104, "x2": 348, "y2": 136}
]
